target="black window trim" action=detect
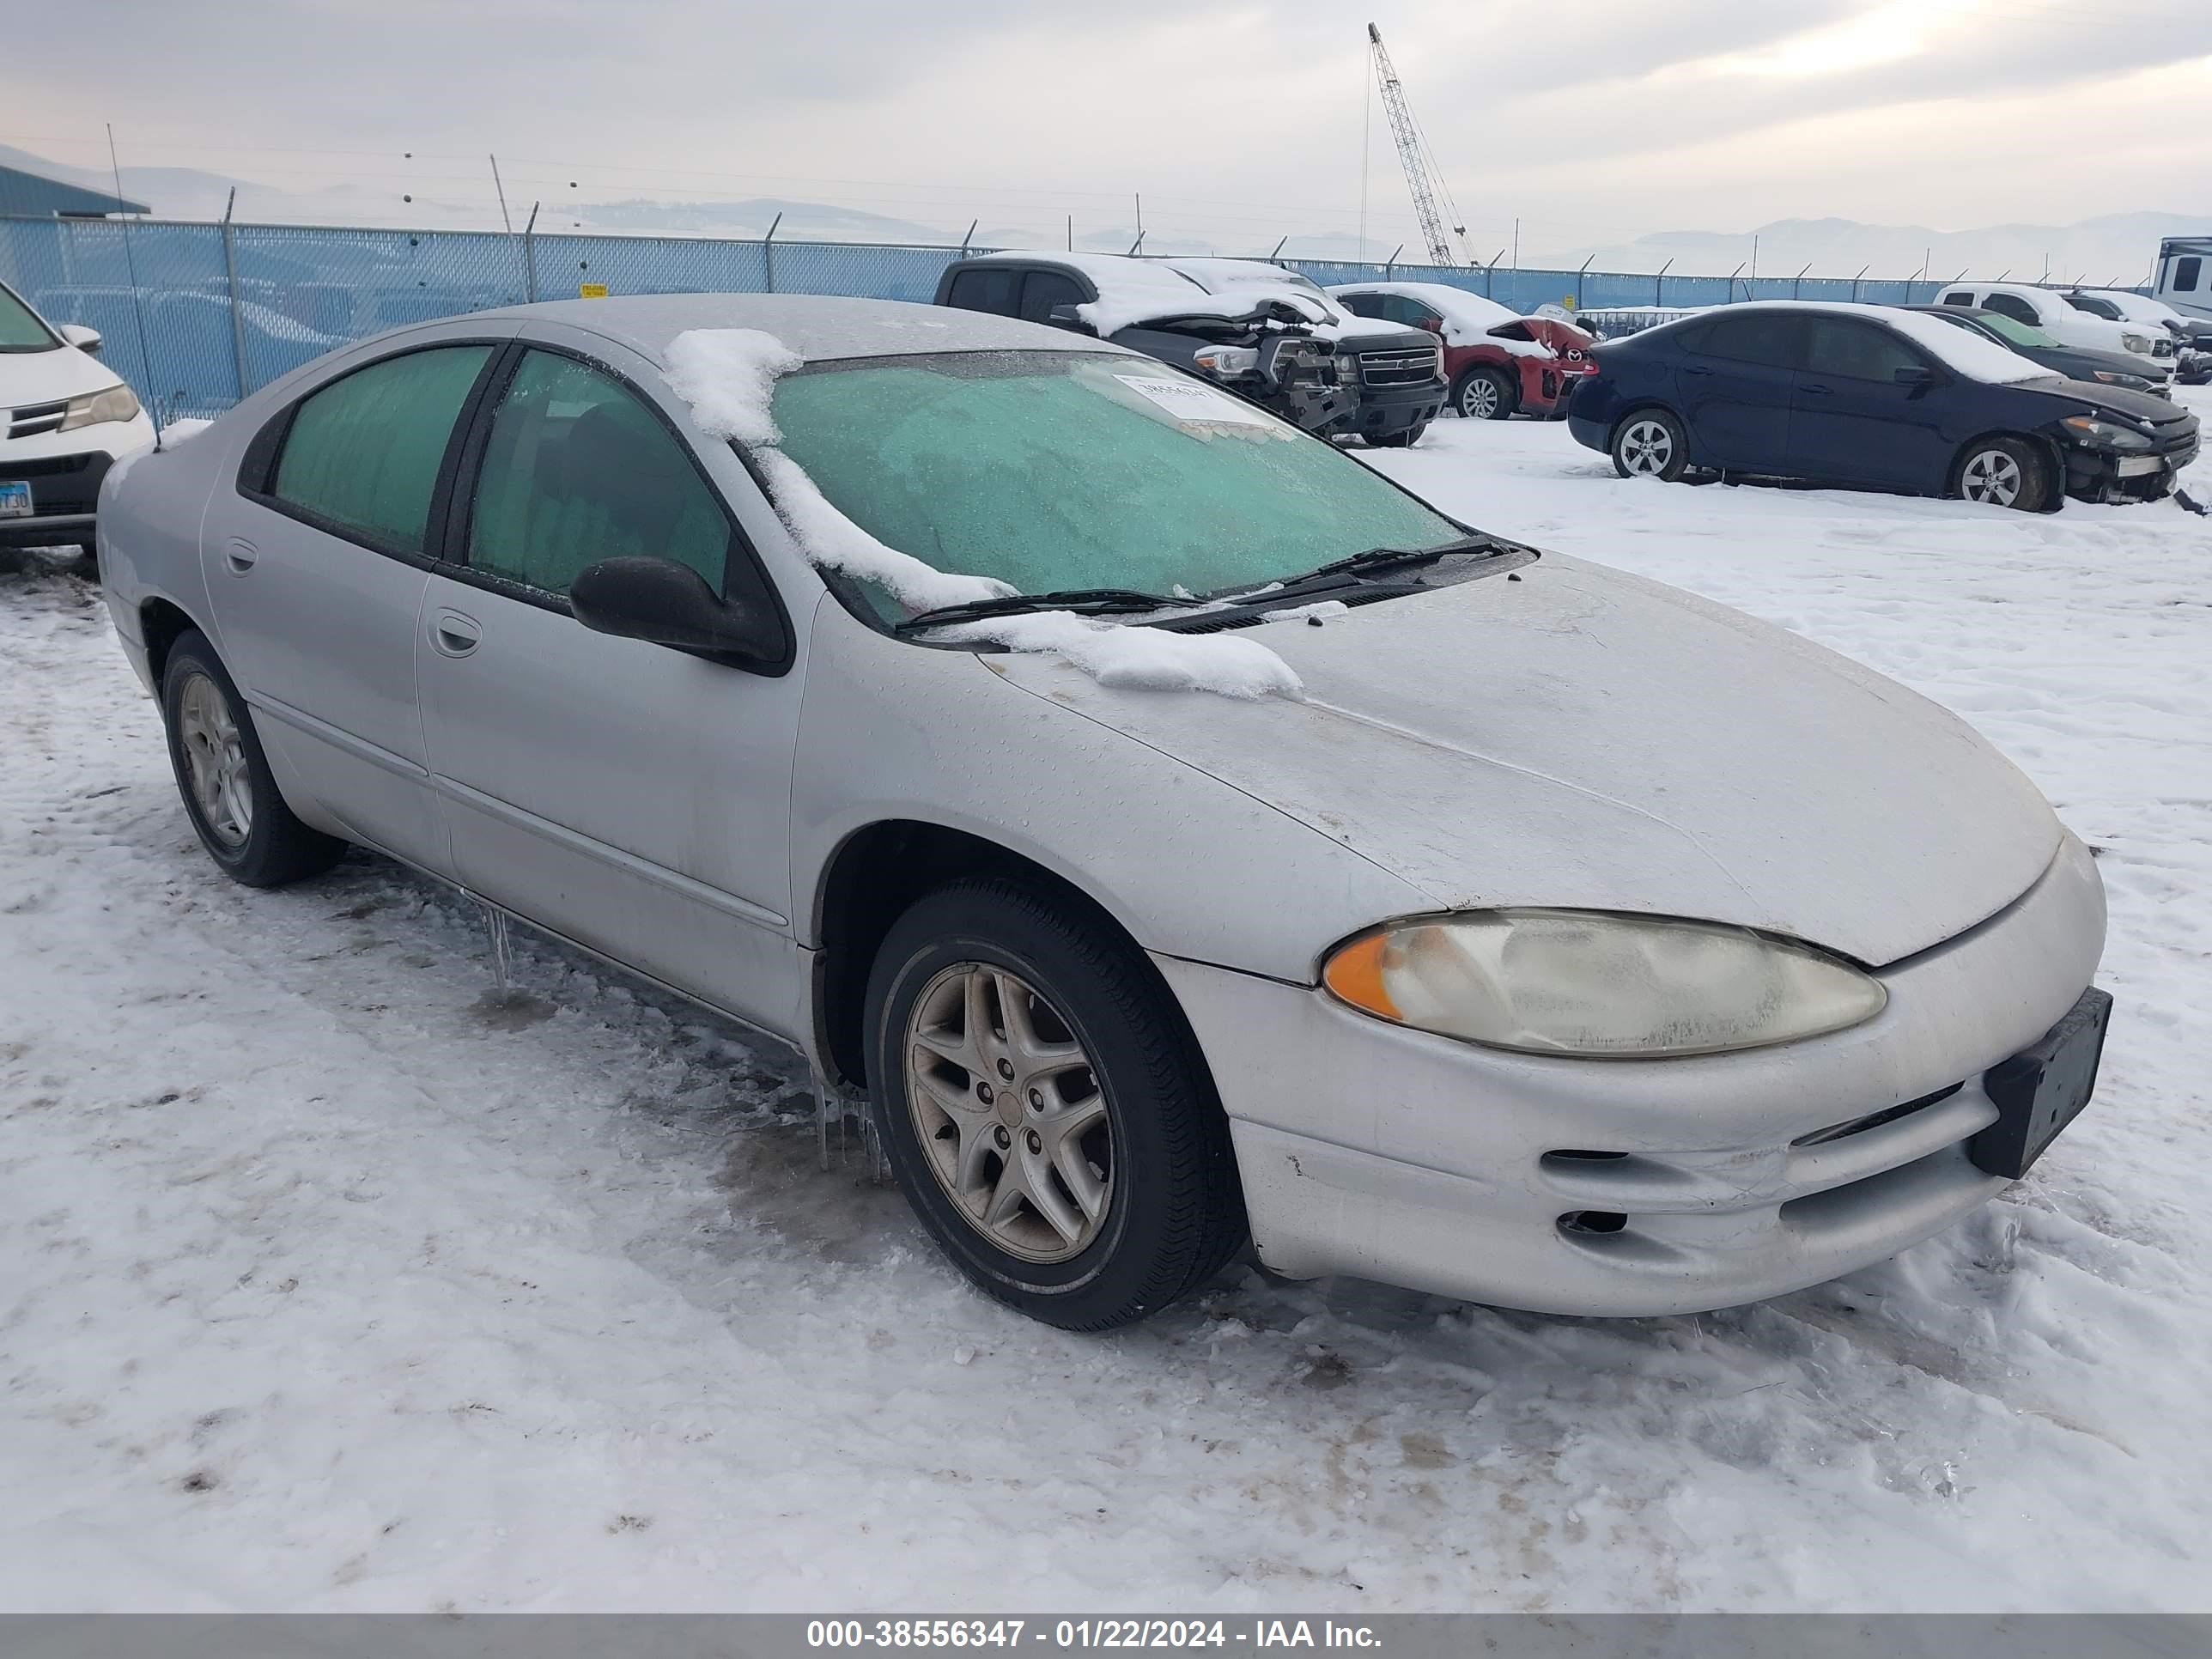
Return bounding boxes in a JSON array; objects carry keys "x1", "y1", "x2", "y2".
[
  {"x1": 1691, "y1": 310, "x2": 1811, "y2": 370},
  {"x1": 234, "y1": 337, "x2": 511, "y2": 572},
  {"x1": 1802, "y1": 314, "x2": 1939, "y2": 383},
  {"x1": 433, "y1": 337, "x2": 796, "y2": 676}
]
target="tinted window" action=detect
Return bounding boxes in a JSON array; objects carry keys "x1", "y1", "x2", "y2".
[
  {"x1": 945, "y1": 268, "x2": 1019, "y2": 315},
  {"x1": 271, "y1": 345, "x2": 491, "y2": 555},
  {"x1": 1941, "y1": 292, "x2": 1976, "y2": 307},
  {"x1": 1802, "y1": 318, "x2": 1927, "y2": 381},
  {"x1": 2176, "y1": 257, "x2": 2203, "y2": 293},
  {"x1": 1336, "y1": 293, "x2": 1386, "y2": 319},
  {"x1": 1, "y1": 282, "x2": 59, "y2": 351},
  {"x1": 466, "y1": 350, "x2": 729, "y2": 598},
  {"x1": 1697, "y1": 312, "x2": 1806, "y2": 368},
  {"x1": 2067, "y1": 294, "x2": 2121, "y2": 320},
  {"x1": 1019, "y1": 270, "x2": 1086, "y2": 324},
  {"x1": 1983, "y1": 293, "x2": 2039, "y2": 326}
]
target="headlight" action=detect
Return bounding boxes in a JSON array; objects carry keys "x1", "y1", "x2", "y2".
[
  {"x1": 2121, "y1": 332, "x2": 2152, "y2": 354},
  {"x1": 2091, "y1": 370, "x2": 2149, "y2": 390},
  {"x1": 1322, "y1": 908, "x2": 1887, "y2": 1058},
  {"x1": 2061, "y1": 414, "x2": 2152, "y2": 452},
  {"x1": 58, "y1": 384, "x2": 143, "y2": 431},
  {"x1": 1192, "y1": 345, "x2": 1259, "y2": 377}
]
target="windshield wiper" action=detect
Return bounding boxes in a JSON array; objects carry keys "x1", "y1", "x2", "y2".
[
  {"x1": 895, "y1": 587, "x2": 1197, "y2": 635},
  {"x1": 1205, "y1": 535, "x2": 1514, "y2": 603}
]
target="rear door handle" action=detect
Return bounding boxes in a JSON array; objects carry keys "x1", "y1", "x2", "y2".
[
  {"x1": 1802, "y1": 382, "x2": 1832, "y2": 396},
  {"x1": 1681, "y1": 365, "x2": 1713, "y2": 378},
  {"x1": 222, "y1": 538, "x2": 258, "y2": 574},
  {"x1": 432, "y1": 609, "x2": 482, "y2": 658}
]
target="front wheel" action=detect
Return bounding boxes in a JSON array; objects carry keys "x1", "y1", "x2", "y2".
[
  {"x1": 1954, "y1": 437, "x2": 2051, "y2": 511},
  {"x1": 161, "y1": 630, "x2": 347, "y2": 887},
  {"x1": 864, "y1": 878, "x2": 1246, "y2": 1331},
  {"x1": 1612, "y1": 409, "x2": 1689, "y2": 481},
  {"x1": 1369, "y1": 422, "x2": 1426, "y2": 448}
]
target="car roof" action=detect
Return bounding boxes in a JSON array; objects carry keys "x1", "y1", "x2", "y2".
[
  {"x1": 469, "y1": 292, "x2": 1126, "y2": 366},
  {"x1": 957, "y1": 250, "x2": 1207, "y2": 297}
]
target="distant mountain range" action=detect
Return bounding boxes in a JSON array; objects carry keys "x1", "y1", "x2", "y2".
[{"x1": 4, "y1": 144, "x2": 2198, "y2": 283}]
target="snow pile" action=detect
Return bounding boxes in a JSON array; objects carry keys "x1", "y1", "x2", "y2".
[
  {"x1": 939, "y1": 610, "x2": 1304, "y2": 701},
  {"x1": 753, "y1": 450, "x2": 1012, "y2": 614},
  {"x1": 158, "y1": 418, "x2": 212, "y2": 444},
  {"x1": 665, "y1": 328, "x2": 805, "y2": 446},
  {"x1": 667, "y1": 325, "x2": 1301, "y2": 698}
]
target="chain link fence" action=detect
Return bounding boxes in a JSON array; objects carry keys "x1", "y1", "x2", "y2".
[{"x1": 3, "y1": 213, "x2": 1959, "y2": 423}]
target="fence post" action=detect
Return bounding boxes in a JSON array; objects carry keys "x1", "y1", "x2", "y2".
[
  {"x1": 1656, "y1": 258, "x2": 1672, "y2": 308},
  {"x1": 763, "y1": 212, "x2": 781, "y2": 294},
  {"x1": 521, "y1": 202, "x2": 539, "y2": 302},
  {"x1": 221, "y1": 190, "x2": 251, "y2": 401}
]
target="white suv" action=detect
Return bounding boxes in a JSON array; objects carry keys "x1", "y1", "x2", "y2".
[
  {"x1": 2, "y1": 277, "x2": 157, "y2": 555},
  {"x1": 1934, "y1": 281, "x2": 2175, "y2": 380}
]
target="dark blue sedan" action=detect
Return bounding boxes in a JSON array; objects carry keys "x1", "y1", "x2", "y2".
[{"x1": 1567, "y1": 302, "x2": 2198, "y2": 510}]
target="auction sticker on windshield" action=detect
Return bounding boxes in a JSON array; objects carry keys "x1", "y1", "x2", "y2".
[{"x1": 1113, "y1": 374, "x2": 1276, "y2": 430}]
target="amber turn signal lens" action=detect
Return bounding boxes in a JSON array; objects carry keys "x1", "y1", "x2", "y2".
[{"x1": 1322, "y1": 933, "x2": 1400, "y2": 1019}]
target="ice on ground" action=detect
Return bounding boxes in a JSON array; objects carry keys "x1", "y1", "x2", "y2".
[
  {"x1": 939, "y1": 609, "x2": 1304, "y2": 701},
  {"x1": 665, "y1": 328, "x2": 805, "y2": 447}
]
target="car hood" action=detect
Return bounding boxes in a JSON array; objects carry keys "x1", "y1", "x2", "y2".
[
  {"x1": 990, "y1": 555, "x2": 2061, "y2": 968},
  {"x1": 1, "y1": 342, "x2": 122, "y2": 410},
  {"x1": 2021, "y1": 377, "x2": 2193, "y2": 425}
]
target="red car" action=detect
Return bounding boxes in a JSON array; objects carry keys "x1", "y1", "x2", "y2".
[{"x1": 1328, "y1": 282, "x2": 1598, "y2": 421}]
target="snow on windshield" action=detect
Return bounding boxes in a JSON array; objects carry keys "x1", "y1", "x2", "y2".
[
  {"x1": 664, "y1": 326, "x2": 1304, "y2": 700},
  {"x1": 1867, "y1": 307, "x2": 2056, "y2": 385}
]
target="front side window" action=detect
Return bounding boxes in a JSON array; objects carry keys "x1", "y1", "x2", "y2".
[
  {"x1": 1019, "y1": 270, "x2": 1086, "y2": 325},
  {"x1": 466, "y1": 349, "x2": 731, "y2": 598},
  {"x1": 1984, "y1": 294, "x2": 2039, "y2": 327},
  {"x1": 1, "y1": 283, "x2": 60, "y2": 352},
  {"x1": 1942, "y1": 292, "x2": 1976, "y2": 307},
  {"x1": 1335, "y1": 293, "x2": 1385, "y2": 319},
  {"x1": 1972, "y1": 312, "x2": 2060, "y2": 349},
  {"x1": 1802, "y1": 319, "x2": 1927, "y2": 381},
  {"x1": 1698, "y1": 313, "x2": 1806, "y2": 368},
  {"x1": 769, "y1": 350, "x2": 1461, "y2": 611},
  {"x1": 271, "y1": 344, "x2": 492, "y2": 555}
]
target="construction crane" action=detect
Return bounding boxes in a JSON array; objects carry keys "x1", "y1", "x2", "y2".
[{"x1": 1367, "y1": 22, "x2": 1468, "y2": 266}]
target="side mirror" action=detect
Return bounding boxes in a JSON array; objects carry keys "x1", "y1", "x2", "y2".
[
  {"x1": 59, "y1": 323, "x2": 102, "y2": 356},
  {"x1": 1893, "y1": 364, "x2": 1937, "y2": 386},
  {"x1": 1419, "y1": 317, "x2": 1443, "y2": 334},
  {"x1": 1046, "y1": 303, "x2": 1097, "y2": 335},
  {"x1": 570, "y1": 556, "x2": 785, "y2": 666}
]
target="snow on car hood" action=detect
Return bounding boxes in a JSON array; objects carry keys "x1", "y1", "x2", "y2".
[{"x1": 989, "y1": 553, "x2": 2060, "y2": 968}]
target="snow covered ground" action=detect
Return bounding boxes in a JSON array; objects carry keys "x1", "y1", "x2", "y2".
[{"x1": 3, "y1": 397, "x2": 2209, "y2": 1613}]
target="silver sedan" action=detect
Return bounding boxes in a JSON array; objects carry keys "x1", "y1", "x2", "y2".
[{"x1": 98, "y1": 295, "x2": 2110, "y2": 1329}]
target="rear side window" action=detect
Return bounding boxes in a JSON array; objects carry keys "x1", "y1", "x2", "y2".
[
  {"x1": 1983, "y1": 293, "x2": 2039, "y2": 327},
  {"x1": 1941, "y1": 292, "x2": 1976, "y2": 307},
  {"x1": 1019, "y1": 270, "x2": 1086, "y2": 324},
  {"x1": 270, "y1": 345, "x2": 492, "y2": 555},
  {"x1": 1802, "y1": 319, "x2": 1927, "y2": 381},
  {"x1": 1697, "y1": 312, "x2": 1806, "y2": 368},
  {"x1": 945, "y1": 268, "x2": 1019, "y2": 315},
  {"x1": 2176, "y1": 257, "x2": 2203, "y2": 293},
  {"x1": 465, "y1": 349, "x2": 732, "y2": 599}
]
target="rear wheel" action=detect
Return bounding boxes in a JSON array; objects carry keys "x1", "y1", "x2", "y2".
[
  {"x1": 865, "y1": 878, "x2": 1246, "y2": 1330},
  {"x1": 161, "y1": 630, "x2": 347, "y2": 887},
  {"x1": 1454, "y1": 366, "x2": 1516, "y2": 421},
  {"x1": 1612, "y1": 409, "x2": 1689, "y2": 482},
  {"x1": 1954, "y1": 437, "x2": 2051, "y2": 511}
]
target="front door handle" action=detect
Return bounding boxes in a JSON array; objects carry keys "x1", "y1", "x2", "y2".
[
  {"x1": 222, "y1": 538, "x2": 258, "y2": 575},
  {"x1": 1801, "y1": 382, "x2": 1833, "y2": 396},
  {"x1": 1681, "y1": 365, "x2": 1713, "y2": 378},
  {"x1": 432, "y1": 609, "x2": 482, "y2": 658}
]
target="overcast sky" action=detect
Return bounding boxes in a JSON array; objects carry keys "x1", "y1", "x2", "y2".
[{"x1": 7, "y1": 0, "x2": 2209, "y2": 254}]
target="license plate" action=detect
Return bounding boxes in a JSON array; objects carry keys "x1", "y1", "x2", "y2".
[
  {"x1": 1969, "y1": 988, "x2": 2112, "y2": 1179},
  {"x1": 0, "y1": 480, "x2": 30, "y2": 519}
]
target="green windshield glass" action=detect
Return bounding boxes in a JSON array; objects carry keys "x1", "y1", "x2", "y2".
[
  {"x1": 1975, "y1": 312, "x2": 2061, "y2": 349},
  {"x1": 768, "y1": 350, "x2": 1458, "y2": 611},
  {"x1": 1, "y1": 283, "x2": 59, "y2": 352}
]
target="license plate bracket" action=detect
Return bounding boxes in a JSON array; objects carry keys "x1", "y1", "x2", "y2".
[
  {"x1": 0, "y1": 480, "x2": 31, "y2": 519},
  {"x1": 1969, "y1": 988, "x2": 2112, "y2": 1180}
]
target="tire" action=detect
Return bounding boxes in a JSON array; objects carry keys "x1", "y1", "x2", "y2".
[
  {"x1": 161, "y1": 629, "x2": 347, "y2": 888},
  {"x1": 1953, "y1": 436, "x2": 2051, "y2": 512},
  {"x1": 1611, "y1": 408, "x2": 1690, "y2": 482},
  {"x1": 1369, "y1": 422, "x2": 1426, "y2": 448},
  {"x1": 864, "y1": 878, "x2": 1246, "y2": 1331},
  {"x1": 1453, "y1": 366, "x2": 1516, "y2": 421}
]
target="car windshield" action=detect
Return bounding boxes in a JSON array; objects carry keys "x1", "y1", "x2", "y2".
[
  {"x1": 770, "y1": 350, "x2": 1462, "y2": 618},
  {"x1": 1973, "y1": 312, "x2": 2062, "y2": 349},
  {"x1": 0, "y1": 283, "x2": 61, "y2": 353}
]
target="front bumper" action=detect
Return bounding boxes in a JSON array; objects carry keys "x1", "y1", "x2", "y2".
[
  {"x1": 0, "y1": 416, "x2": 153, "y2": 547},
  {"x1": 2062, "y1": 428, "x2": 2200, "y2": 503},
  {"x1": 1523, "y1": 363, "x2": 1599, "y2": 419},
  {"x1": 1158, "y1": 832, "x2": 2106, "y2": 1316}
]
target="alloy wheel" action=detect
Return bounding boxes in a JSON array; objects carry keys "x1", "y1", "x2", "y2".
[
  {"x1": 903, "y1": 961, "x2": 1114, "y2": 1263},
  {"x1": 1960, "y1": 448, "x2": 2023, "y2": 506},
  {"x1": 1461, "y1": 376, "x2": 1501, "y2": 418},
  {"x1": 178, "y1": 672, "x2": 253, "y2": 847},
  {"x1": 1619, "y1": 418, "x2": 1674, "y2": 476}
]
